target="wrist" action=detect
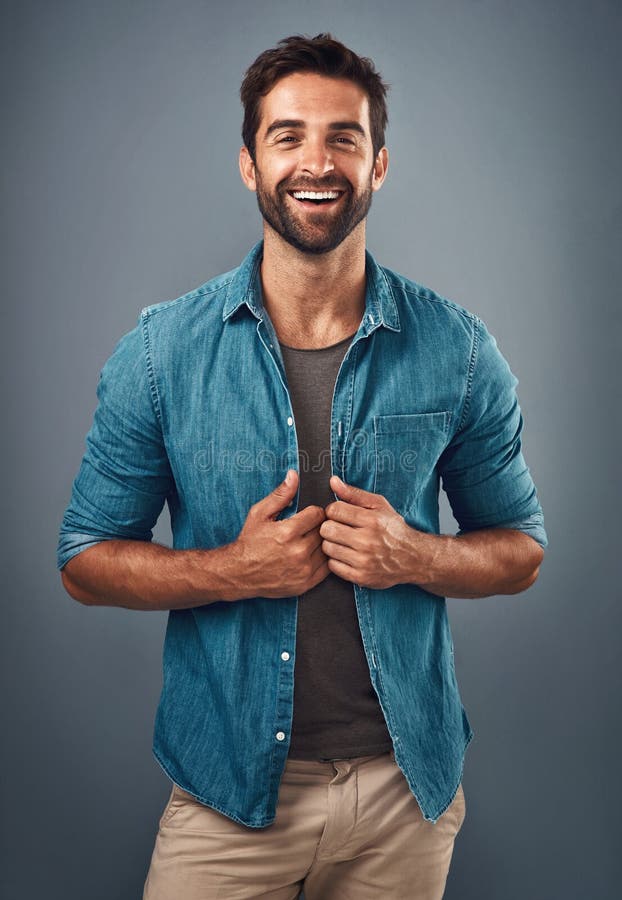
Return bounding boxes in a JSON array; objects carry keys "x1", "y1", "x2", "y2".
[
  {"x1": 184, "y1": 542, "x2": 250, "y2": 604},
  {"x1": 403, "y1": 527, "x2": 454, "y2": 589}
]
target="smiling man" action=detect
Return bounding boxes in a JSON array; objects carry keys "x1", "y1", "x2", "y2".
[{"x1": 58, "y1": 34, "x2": 547, "y2": 900}]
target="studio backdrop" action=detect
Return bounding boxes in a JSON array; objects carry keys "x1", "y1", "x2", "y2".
[{"x1": 2, "y1": 1, "x2": 620, "y2": 898}]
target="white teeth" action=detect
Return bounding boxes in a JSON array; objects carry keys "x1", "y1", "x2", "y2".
[{"x1": 291, "y1": 191, "x2": 340, "y2": 200}]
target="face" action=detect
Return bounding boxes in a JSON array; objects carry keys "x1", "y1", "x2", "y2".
[{"x1": 240, "y1": 72, "x2": 388, "y2": 254}]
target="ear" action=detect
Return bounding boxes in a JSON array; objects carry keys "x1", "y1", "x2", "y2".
[
  {"x1": 371, "y1": 147, "x2": 389, "y2": 192},
  {"x1": 239, "y1": 146, "x2": 257, "y2": 192}
]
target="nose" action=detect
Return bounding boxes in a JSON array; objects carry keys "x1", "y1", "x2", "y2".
[{"x1": 299, "y1": 137, "x2": 335, "y2": 177}]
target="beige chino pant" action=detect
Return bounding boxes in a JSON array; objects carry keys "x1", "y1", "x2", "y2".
[{"x1": 143, "y1": 751, "x2": 465, "y2": 899}]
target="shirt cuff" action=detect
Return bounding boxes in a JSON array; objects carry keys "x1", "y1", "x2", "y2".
[
  {"x1": 57, "y1": 533, "x2": 112, "y2": 570},
  {"x1": 457, "y1": 511, "x2": 548, "y2": 550}
]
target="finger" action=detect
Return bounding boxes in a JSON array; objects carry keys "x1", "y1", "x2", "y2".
[
  {"x1": 256, "y1": 470, "x2": 299, "y2": 519},
  {"x1": 326, "y1": 557, "x2": 360, "y2": 584},
  {"x1": 329, "y1": 475, "x2": 384, "y2": 509},
  {"x1": 299, "y1": 544, "x2": 330, "y2": 588},
  {"x1": 319, "y1": 519, "x2": 366, "y2": 550},
  {"x1": 324, "y1": 500, "x2": 369, "y2": 527},
  {"x1": 309, "y1": 542, "x2": 329, "y2": 569},
  {"x1": 321, "y1": 539, "x2": 360, "y2": 567},
  {"x1": 301, "y1": 528, "x2": 324, "y2": 556},
  {"x1": 306, "y1": 555, "x2": 331, "y2": 590},
  {"x1": 291, "y1": 504, "x2": 326, "y2": 536}
]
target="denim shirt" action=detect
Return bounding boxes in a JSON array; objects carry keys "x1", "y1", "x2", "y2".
[{"x1": 58, "y1": 241, "x2": 547, "y2": 826}]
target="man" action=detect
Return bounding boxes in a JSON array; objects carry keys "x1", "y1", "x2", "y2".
[{"x1": 58, "y1": 34, "x2": 547, "y2": 900}]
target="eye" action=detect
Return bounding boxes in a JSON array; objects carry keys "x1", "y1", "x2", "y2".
[
  {"x1": 276, "y1": 135, "x2": 299, "y2": 144},
  {"x1": 332, "y1": 136, "x2": 356, "y2": 146}
]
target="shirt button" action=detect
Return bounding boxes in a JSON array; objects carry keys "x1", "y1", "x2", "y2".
[
  {"x1": 287, "y1": 416, "x2": 294, "y2": 426},
  {"x1": 281, "y1": 651, "x2": 290, "y2": 661},
  {"x1": 276, "y1": 731, "x2": 286, "y2": 742}
]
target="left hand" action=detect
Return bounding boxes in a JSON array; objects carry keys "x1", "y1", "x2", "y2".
[{"x1": 320, "y1": 476, "x2": 432, "y2": 589}]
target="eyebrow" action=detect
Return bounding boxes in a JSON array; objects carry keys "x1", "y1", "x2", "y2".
[{"x1": 264, "y1": 119, "x2": 367, "y2": 138}]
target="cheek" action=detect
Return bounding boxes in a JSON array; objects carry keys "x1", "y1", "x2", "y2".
[{"x1": 258, "y1": 155, "x2": 297, "y2": 185}]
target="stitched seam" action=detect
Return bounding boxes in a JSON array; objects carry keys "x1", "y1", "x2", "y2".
[
  {"x1": 401, "y1": 284, "x2": 478, "y2": 323},
  {"x1": 140, "y1": 311, "x2": 164, "y2": 427},
  {"x1": 143, "y1": 275, "x2": 236, "y2": 317},
  {"x1": 353, "y1": 589, "x2": 400, "y2": 750},
  {"x1": 377, "y1": 266, "x2": 400, "y2": 327},
  {"x1": 339, "y1": 341, "x2": 360, "y2": 470},
  {"x1": 456, "y1": 316, "x2": 481, "y2": 434},
  {"x1": 265, "y1": 605, "x2": 294, "y2": 804}
]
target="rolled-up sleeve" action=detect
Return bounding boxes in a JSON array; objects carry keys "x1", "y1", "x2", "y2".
[
  {"x1": 57, "y1": 317, "x2": 174, "y2": 570},
  {"x1": 439, "y1": 318, "x2": 548, "y2": 549}
]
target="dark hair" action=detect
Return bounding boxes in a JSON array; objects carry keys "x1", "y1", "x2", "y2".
[{"x1": 240, "y1": 34, "x2": 389, "y2": 161}]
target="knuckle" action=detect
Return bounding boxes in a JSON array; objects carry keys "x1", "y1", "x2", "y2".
[
  {"x1": 315, "y1": 508, "x2": 327, "y2": 528},
  {"x1": 293, "y1": 544, "x2": 308, "y2": 564},
  {"x1": 274, "y1": 527, "x2": 290, "y2": 546},
  {"x1": 282, "y1": 518, "x2": 297, "y2": 537}
]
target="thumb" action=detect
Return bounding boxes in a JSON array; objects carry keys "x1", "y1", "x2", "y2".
[
  {"x1": 258, "y1": 469, "x2": 299, "y2": 518},
  {"x1": 329, "y1": 475, "x2": 382, "y2": 509}
]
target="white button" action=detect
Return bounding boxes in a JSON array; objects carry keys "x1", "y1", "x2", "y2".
[
  {"x1": 368, "y1": 315, "x2": 375, "y2": 324},
  {"x1": 276, "y1": 731, "x2": 286, "y2": 741},
  {"x1": 287, "y1": 416, "x2": 294, "y2": 426},
  {"x1": 281, "y1": 651, "x2": 290, "y2": 661}
]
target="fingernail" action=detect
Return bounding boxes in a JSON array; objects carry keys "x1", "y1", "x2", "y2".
[{"x1": 285, "y1": 470, "x2": 293, "y2": 485}]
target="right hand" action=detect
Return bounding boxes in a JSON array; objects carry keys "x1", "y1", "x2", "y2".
[{"x1": 232, "y1": 470, "x2": 330, "y2": 599}]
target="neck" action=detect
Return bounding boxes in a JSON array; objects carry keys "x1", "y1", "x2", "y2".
[{"x1": 259, "y1": 222, "x2": 367, "y2": 349}]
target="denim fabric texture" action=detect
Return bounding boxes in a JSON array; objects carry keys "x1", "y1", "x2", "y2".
[{"x1": 58, "y1": 241, "x2": 547, "y2": 826}]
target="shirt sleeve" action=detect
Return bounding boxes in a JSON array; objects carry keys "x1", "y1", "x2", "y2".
[
  {"x1": 57, "y1": 317, "x2": 174, "y2": 570},
  {"x1": 438, "y1": 317, "x2": 548, "y2": 549}
]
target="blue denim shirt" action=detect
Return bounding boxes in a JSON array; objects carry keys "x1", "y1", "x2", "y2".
[{"x1": 58, "y1": 241, "x2": 547, "y2": 826}]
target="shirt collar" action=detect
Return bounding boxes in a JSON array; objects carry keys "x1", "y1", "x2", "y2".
[{"x1": 222, "y1": 240, "x2": 400, "y2": 333}]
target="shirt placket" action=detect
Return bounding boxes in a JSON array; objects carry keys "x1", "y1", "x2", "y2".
[
  {"x1": 254, "y1": 313, "x2": 301, "y2": 813},
  {"x1": 329, "y1": 313, "x2": 395, "y2": 749}
]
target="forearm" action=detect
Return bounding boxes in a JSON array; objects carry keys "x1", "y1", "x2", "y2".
[
  {"x1": 60, "y1": 539, "x2": 247, "y2": 610},
  {"x1": 413, "y1": 528, "x2": 544, "y2": 599}
]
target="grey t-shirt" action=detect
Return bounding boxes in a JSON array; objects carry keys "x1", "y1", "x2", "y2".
[{"x1": 280, "y1": 334, "x2": 393, "y2": 760}]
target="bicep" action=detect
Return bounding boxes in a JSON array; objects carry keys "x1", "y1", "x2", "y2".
[
  {"x1": 57, "y1": 325, "x2": 174, "y2": 570},
  {"x1": 439, "y1": 320, "x2": 547, "y2": 546}
]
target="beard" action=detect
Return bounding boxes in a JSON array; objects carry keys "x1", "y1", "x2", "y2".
[{"x1": 253, "y1": 169, "x2": 374, "y2": 255}]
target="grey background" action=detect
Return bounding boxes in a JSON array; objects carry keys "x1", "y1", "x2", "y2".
[{"x1": 2, "y1": 0, "x2": 620, "y2": 897}]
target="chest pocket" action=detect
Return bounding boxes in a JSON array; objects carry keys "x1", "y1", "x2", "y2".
[{"x1": 373, "y1": 412, "x2": 452, "y2": 516}]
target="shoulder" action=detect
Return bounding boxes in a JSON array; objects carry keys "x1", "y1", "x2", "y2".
[
  {"x1": 140, "y1": 265, "x2": 238, "y2": 323},
  {"x1": 381, "y1": 263, "x2": 480, "y2": 327},
  {"x1": 100, "y1": 265, "x2": 240, "y2": 384},
  {"x1": 376, "y1": 261, "x2": 484, "y2": 358}
]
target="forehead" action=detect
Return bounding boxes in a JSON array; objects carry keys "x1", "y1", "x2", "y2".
[{"x1": 259, "y1": 72, "x2": 370, "y2": 133}]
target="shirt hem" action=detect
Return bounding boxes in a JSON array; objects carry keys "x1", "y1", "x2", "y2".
[{"x1": 152, "y1": 745, "x2": 274, "y2": 829}]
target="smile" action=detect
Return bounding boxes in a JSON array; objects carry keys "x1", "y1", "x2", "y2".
[{"x1": 289, "y1": 190, "x2": 343, "y2": 204}]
